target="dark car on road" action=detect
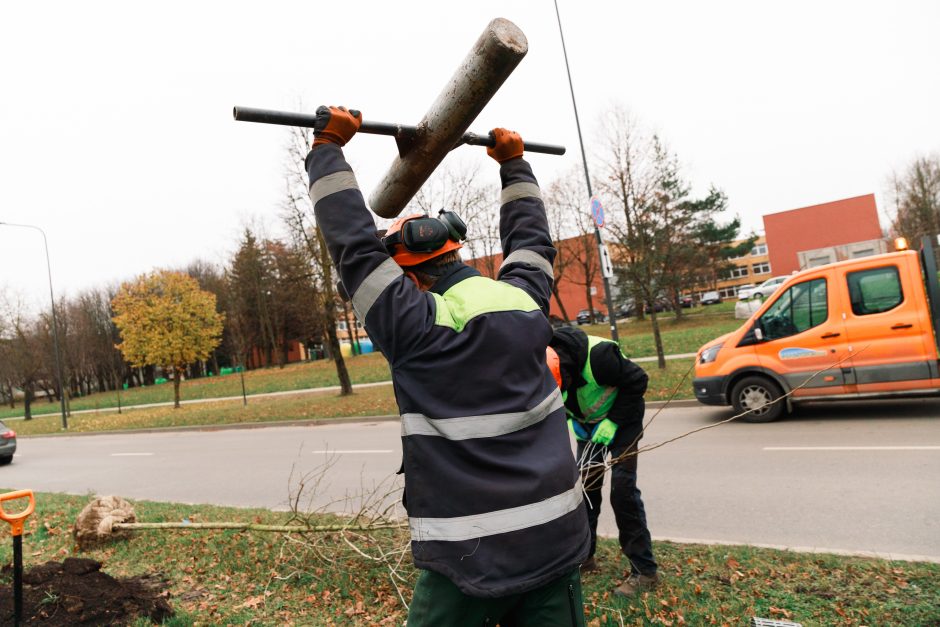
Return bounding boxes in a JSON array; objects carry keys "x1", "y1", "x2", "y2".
[
  {"x1": 0, "y1": 421, "x2": 17, "y2": 465},
  {"x1": 576, "y1": 309, "x2": 606, "y2": 325}
]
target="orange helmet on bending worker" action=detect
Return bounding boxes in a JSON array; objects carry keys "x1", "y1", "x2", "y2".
[
  {"x1": 381, "y1": 211, "x2": 466, "y2": 267},
  {"x1": 546, "y1": 346, "x2": 562, "y2": 388}
]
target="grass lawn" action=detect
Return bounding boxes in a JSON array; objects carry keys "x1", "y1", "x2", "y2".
[
  {"x1": 11, "y1": 359, "x2": 698, "y2": 436},
  {"x1": 579, "y1": 306, "x2": 743, "y2": 358},
  {"x1": 1, "y1": 312, "x2": 724, "y2": 424},
  {"x1": 0, "y1": 491, "x2": 936, "y2": 625},
  {"x1": 0, "y1": 354, "x2": 393, "y2": 421},
  {"x1": 10, "y1": 385, "x2": 401, "y2": 436}
]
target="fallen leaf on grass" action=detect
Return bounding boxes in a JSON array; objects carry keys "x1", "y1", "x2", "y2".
[
  {"x1": 234, "y1": 594, "x2": 265, "y2": 610},
  {"x1": 769, "y1": 606, "x2": 792, "y2": 618}
]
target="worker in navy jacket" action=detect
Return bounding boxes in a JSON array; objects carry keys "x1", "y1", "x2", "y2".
[
  {"x1": 306, "y1": 106, "x2": 590, "y2": 626},
  {"x1": 548, "y1": 326, "x2": 657, "y2": 596}
]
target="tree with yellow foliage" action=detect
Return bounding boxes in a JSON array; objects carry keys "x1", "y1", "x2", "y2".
[{"x1": 112, "y1": 270, "x2": 224, "y2": 408}]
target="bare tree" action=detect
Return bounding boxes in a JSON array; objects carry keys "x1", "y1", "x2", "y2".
[
  {"x1": 544, "y1": 167, "x2": 601, "y2": 323},
  {"x1": 890, "y1": 154, "x2": 940, "y2": 243},
  {"x1": 0, "y1": 296, "x2": 45, "y2": 419},
  {"x1": 595, "y1": 108, "x2": 669, "y2": 364},
  {"x1": 281, "y1": 123, "x2": 353, "y2": 395}
]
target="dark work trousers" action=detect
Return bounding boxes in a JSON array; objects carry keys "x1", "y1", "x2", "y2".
[
  {"x1": 407, "y1": 567, "x2": 585, "y2": 627},
  {"x1": 575, "y1": 425, "x2": 657, "y2": 576}
]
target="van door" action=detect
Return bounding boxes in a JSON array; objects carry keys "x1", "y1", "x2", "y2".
[
  {"x1": 753, "y1": 275, "x2": 855, "y2": 398},
  {"x1": 841, "y1": 261, "x2": 935, "y2": 393}
]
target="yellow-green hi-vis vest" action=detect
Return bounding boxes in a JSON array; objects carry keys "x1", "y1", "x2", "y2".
[{"x1": 563, "y1": 335, "x2": 620, "y2": 425}]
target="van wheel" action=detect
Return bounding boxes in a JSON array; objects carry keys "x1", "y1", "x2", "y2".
[{"x1": 731, "y1": 376, "x2": 785, "y2": 423}]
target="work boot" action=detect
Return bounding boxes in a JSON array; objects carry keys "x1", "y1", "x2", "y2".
[
  {"x1": 614, "y1": 572, "x2": 659, "y2": 597},
  {"x1": 580, "y1": 557, "x2": 599, "y2": 573}
]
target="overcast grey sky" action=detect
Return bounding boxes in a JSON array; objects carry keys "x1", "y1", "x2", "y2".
[{"x1": 1, "y1": 0, "x2": 937, "y2": 311}]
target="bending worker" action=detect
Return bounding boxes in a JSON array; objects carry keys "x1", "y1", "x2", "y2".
[
  {"x1": 548, "y1": 326, "x2": 658, "y2": 596},
  {"x1": 306, "y1": 106, "x2": 591, "y2": 626}
]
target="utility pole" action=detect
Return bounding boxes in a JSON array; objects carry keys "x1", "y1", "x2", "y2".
[
  {"x1": 0, "y1": 222, "x2": 69, "y2": 429},
  {"x1": 553, "y1": 0, "x2": 619, "y2": 342}
]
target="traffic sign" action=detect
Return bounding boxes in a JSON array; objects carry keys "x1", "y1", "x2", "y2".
[{"x1": 590, "y1": 196, "x2": 605, "y2": 228}]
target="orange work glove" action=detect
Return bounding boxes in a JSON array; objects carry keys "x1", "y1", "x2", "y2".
[
  {"x1": 312, "y1": 105, "x2": 362, "y2": 147},
  {"x1": 487, "y1": 127, "x2": 524, "y2": 163}
]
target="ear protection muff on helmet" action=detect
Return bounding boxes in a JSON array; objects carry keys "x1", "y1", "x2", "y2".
[
  {"x1": 382, "y1": 210, "x2": 467, "y2": 255},
  {"x1": 437, "y1": 210, "x2": 467, "y2": 243}
]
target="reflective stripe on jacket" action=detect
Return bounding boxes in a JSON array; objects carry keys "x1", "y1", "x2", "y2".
[{"x1": 306, "y1": 144, "x2": 590, "y2": 598}]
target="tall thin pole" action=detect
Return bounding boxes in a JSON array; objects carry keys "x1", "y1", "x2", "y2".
[
  {"x1": 553, "y1": 0, "x2": 619, "y2": 342},
  {"x1": 0, "y1": 222, "x2": 69, "y2": 429}
]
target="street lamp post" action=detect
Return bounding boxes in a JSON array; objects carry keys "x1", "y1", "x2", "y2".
[
  {"x1": 0, "y1": 222, "x2": 69, "y2": 429},
  {"x1": 553, "y1": 0, "x2": 620, "y2": 343}
]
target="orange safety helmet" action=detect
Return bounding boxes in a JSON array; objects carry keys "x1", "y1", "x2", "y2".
[
  {"x1": 382, "y1": 211, "x2": 465, "y2": 267},
  {"x1": 546, "y1": 346, "x2": 562, "y2": 388}
]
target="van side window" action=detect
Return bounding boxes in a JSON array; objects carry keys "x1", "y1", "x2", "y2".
[
  {"x1": 847, "y1": 266, "x2": 903, "y2": 315},
  {"x1": 758, "y1": 278, "x2": 828, "y2": 340}
]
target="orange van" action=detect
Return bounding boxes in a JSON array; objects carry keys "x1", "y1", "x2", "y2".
[{"x1": 693, "y1": 235, "x2": 940, "y2": 422}]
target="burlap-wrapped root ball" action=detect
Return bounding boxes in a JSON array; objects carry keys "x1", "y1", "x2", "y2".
[{"x1": 73, "y1": 495, "x2": 137, "y2": 549}]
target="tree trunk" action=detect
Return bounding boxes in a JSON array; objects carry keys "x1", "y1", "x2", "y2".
[
  {"x1": 551, "y1": 285, "x2": 571, "y2": 324},
  {"x1": 649, "y1": 310, "x2": 666, "y2": 369},
  {"x1": 23, "y1": 384, "x2": 33, "y2": 420},
  {"x1": 173, "y1": 368, "x2": 182, "y2": 409},
  {"x1": 325, "y1": 314, "x2": 352, "y2": 395},
  {"x1": 341, "y1": 300, "x2": 359, "y2": 356},
  {"x1": 671, "y1": 287, "x2": 684, "y2": 320},
  {"x1": 585, "y1": 285, "x2": 596, "y2": 324},
  {"x1": 317, "y1": 231, "x2": 353, "y2": 395},
  {"x1": 633, "y1": 286, "x2": 646, "y2": 321}
]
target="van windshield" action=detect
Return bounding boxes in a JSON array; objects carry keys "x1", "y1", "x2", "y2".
[{"x1": 759, "y1": 278, "x2": 828, "y2": 340}]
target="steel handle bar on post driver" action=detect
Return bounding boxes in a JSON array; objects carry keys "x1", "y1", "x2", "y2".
[{"x1": 233, "y1": 106, "x2": 566, "y2": 156}]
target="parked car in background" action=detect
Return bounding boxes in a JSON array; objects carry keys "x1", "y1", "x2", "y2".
[
  {"x1": 700, "y1": 291, "x2": 722, "y2": 305},
  {"x1": 678, "y1": 295, "x2": 694, "y2": 308},
  {"x1": 614, "y1": 300, "x2": 636, "y2": 319},
  {"x1": 0, "y1": 421, "x2": 17, "y2": 465},
  {"x1": 735, "y1": 283, "x2": 757, "y2": 299},
  {"x1": 750, "y1": 276, "x2": 788, "y2": 300},
  {"x1": 576, "y1": 309, "x2": 607, "y2": 325},
  {"x1": 735, "y1": 292, "x2": 763, "y2": 319}
]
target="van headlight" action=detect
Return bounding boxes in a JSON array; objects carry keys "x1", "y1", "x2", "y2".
[{"x1": 699, "y1": 344, "x2": 723, "y2": 364}]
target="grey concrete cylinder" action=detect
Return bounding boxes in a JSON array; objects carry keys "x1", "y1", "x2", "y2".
[{"x1": 369, "y1": 18, "x2": 528, "y2": 218}]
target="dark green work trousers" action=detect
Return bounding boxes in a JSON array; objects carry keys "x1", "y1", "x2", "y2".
[{"x1": 407, "y1": 568, "x2": 585, "y2": 627}]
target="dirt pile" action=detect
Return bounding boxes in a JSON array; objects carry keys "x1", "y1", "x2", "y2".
[{"x1": 0, "y1": 557, "x2": 173, "y2": 625}]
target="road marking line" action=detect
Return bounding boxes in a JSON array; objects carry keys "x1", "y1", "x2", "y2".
[
  {"x1": 764, "y1": 446, "x2": 940, "y2": 451},
  {"x1": 110, "y1": 453, "x2": 154, "y2": 456},
  {"x1": 311, "y1": 450, "x2": 393, "y2": 454}
]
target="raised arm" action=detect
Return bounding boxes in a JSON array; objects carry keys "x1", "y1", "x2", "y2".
[
  {"x1": 488, "y1": 128, "x2": 556, "y2": 313},
  {"x1": 305, "y1": 106, "x2": 435, "y2": 363}
]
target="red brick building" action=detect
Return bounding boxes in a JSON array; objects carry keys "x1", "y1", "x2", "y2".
[{"x1": 763, "y1": 194, "x2": 885, "y2": 275}]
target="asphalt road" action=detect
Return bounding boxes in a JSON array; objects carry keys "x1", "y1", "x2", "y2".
[{"x1": 4, "y1": 399, "x2": 939, "y2": 562}]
